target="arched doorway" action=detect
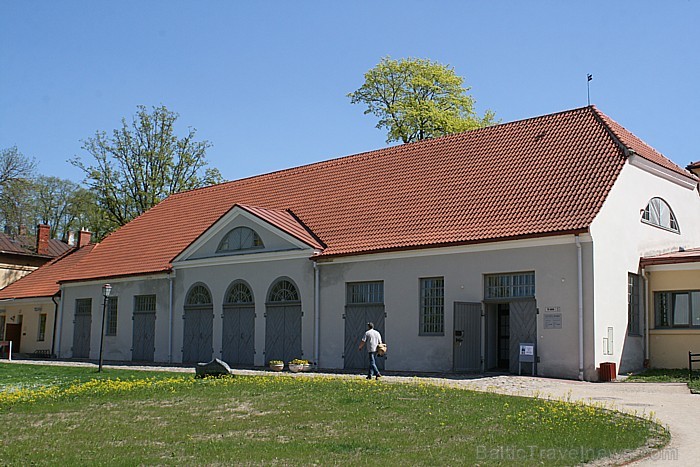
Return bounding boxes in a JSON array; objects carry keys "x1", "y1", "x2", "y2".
[
  {"x1": 222, "y1": 280, "x2": 255, "y2": 366},
  {"x1": 182, "y1": 283, "x2": 213, "y2": 363},
  {"x1": 265, "y1": 278, "x2": 302, "y2": 364}
]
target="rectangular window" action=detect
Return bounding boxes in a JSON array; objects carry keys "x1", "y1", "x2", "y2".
[
  {"x1": 485, "y1": 272, "x2": 535, "y2": 299},
  {"x1": 75, "y1": 298, "x2": 92, "y2": 315},
  {"x1": 655, "y1": 291, "x2": 700, "y2": 328},
  {"x1": 346, "y1": 282, "x2": 384, "y2": 304},
  {"x1": 134, "y1": 295, "x2": 156, "y2": 313},
  {"x1": 627, "y1": 273, "x2": 641, "y2": 335},
  {"x1": 106, "y1": 297, "x2": 118, "y2": 336},
  {"x1": 37, "y1": 313, "x2": 47, "y2": 341},
  {"x1": 420, "y1": 277, "x2": 444, "y2": 335}
]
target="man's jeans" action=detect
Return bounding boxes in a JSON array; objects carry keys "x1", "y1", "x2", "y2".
[{"x1": 368, "y1": 351, "x2": 380, "y2": 377}]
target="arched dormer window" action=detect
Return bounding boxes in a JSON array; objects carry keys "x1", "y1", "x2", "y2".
[
  {"x1": 641, "y1": 197, "x2": 680, "y2": 233},
  {"x1": 217, "y1": 227, "x2": 264, "y2": 252}
]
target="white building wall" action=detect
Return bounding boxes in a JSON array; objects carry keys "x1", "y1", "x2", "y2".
[
  {"x1": 589, "y1": 159, "x2": 700, "y2": 374},
  {"x1": 317, "y1": 237, "x2": 594, "y2": 379},
  {"x1": 173, "y1": 256, "x2": 315, "y2": 365},
  {"x1": 0, "y1": 298, "x2": 55, "y2": 354},
  {"x1": 58, "y1": 276, "x2": 171, "y2": 361}
]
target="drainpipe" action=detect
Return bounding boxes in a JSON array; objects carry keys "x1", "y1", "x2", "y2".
[
  {"x1": 50, "y1": 291, "x2": 60, "y2": 357},
  {"x1": 313, "y1": 261, "x2": 320, "y2": 367},
  {"x1": 55, "y1": 284, "x2": 65, "y2": 358},
  {"x1": 642, "y1": 268, "x2": 650, "y2": 363},
  {"x1": 168, "y1": 273, "x2": 174, "y2": 364},
  {"x1": 576, "y1": 235, "x2": 584, "y2": 381}
]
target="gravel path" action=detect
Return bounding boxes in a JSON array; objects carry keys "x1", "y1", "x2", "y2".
[{"x1": 5, "y1": 360, "x2": 698, "y2": 465}]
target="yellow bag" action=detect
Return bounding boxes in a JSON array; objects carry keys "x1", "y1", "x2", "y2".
[{"x1": 377, "y1": 343, "x2": 387, "y2": 356}]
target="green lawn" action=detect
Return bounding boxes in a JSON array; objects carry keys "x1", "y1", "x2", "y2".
[
  {"x1": 625, "y1": 368, "x2": 700, "y2": 393},
  {"x1": 0, "y1": 363, "x2": 667, "y2": 466}
]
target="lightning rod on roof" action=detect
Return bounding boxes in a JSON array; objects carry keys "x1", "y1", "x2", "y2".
[{"x1": 587, "y1": 74, "x2": 593, "y2": 106}]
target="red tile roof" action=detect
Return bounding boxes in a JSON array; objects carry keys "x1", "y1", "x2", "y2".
[
  {"x1": 0, "y1": 244, "x2": 95, "y2": 299},
  {"x1": 237, "y1": 205, "x2": 325, "y2": 250},
  {"x1": 640, "y1": 247, "x2": 700, "y2": 267},
  {"x1": 57, "y1": 106, "x2": 693, "y2": 283}
]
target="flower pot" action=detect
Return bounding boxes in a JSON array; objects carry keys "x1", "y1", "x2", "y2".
[
  {"x1": 302, "y1": 363, "x2": 311, "y2": 372},
  {"x1": 289, "y1": 363, "x2": 303, "y2": 373},
  {"x1": 269, "y1": 363, "x2": 284, "y2": 372}
]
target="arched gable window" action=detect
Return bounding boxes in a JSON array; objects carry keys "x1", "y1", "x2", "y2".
[
  {"x1": 268, "y1": 279, "x2": 300, "y2": 303},
  {"x1": 217, "y1": 227, "x2": 264, "y2": 252},
  {"x1": 641, "y1": 198, "x2": 680, "y2": 233},
  {"x1": 186, "y1": 284, "x2": 212, "y2": 306},
  {"x1": 225, "y1": 281, "x2": 254, "y2": 305}
]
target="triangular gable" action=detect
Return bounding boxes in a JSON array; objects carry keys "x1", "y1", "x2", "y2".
[{"x1": 173, "y1": 204, "x2": 324, "y2": 262}]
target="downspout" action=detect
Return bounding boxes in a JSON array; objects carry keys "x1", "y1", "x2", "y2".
[
  {"x1": 313, "y1": 261, "x2": 320, "y2": 367},
  {"x1": 576, "y1": 235, "x2": 584, "y2": 381},
  {"x1": 50, "y1": 291, "x2": 60, "y2": 357},
  {"x1": 168, "y1": 273, "x2": 174, "y2": 364},
  {"x1": 55, "y1": 284, "x2": 65, "y2": 358},
  {"x1": 642, "y1": 268, "x2": 650, "y2": 363}
]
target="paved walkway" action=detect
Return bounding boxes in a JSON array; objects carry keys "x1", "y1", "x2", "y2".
[{"x1": 5, "y1": 360, "x2": 699, "y2": 465}]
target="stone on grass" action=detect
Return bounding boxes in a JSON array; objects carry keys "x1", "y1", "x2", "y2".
[{"x1": 195, "y1": 358, "x2": 233, "y2": 378}]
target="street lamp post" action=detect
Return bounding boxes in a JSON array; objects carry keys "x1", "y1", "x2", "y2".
[{"x1": 98, "y1": 283, "x2": 112, "y2": 372}]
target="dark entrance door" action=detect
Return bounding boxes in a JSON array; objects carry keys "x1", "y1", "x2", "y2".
[
  {"x1": 344, "y1": 304, "x2": 385, "y2": 371},
  {"x1": 132, "y1": 312, "x2": 156, "y2": 362},
  {"x1": 222, "y1": 305, "x2": 255, "y2": 366},
  {"x1": 5, "y1": 323, "x2": 21, "y2": 353},
  {"x1": 497, "y1": 304, "x2": 510, "y2": 370},
  {"x1": 508, "y1": 299, "x2": 537, "y2": 374},
  {"x1": 453, "y1": 302, "x2": 482, "y2": 372}
]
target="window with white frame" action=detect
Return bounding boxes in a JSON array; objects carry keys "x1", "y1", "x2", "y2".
[
  {"x1": 628, "y1": 273, "x2": 641, "y2": 335},
  {"x1": 346, "y1": 281, "x2": 383, "y2": 304},
  {"x1": 420, "y1": 277, "x2": 444, "y2": 335},
  {"x1": 217, "y1": 227, "x2": 264, "y2": 252},
  {"x1": 485, "y1": 272, "x2": 535, "y2": 299},
  {"x1": 106, "y1": 297, "x2": 118, "y2": 336},
  {"x1": 655, "y1": 291, "x2": 700, "y2": 328},
  {"x1": 641, "y1": 197, "x2": 679, "y2": 233},
  {"x1": 37, "y1": 313, "x2": 47, "y2": 341}
]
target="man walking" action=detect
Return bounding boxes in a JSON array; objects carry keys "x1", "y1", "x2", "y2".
[{"x1": 358, "y1": 322, "x2": 382, "y2": 380}]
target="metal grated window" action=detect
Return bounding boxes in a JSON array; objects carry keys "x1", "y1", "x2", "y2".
[
  {"x1": 225, "y1": 281, "x2": 254, "y2": 304},
  {"x1": 268, "y1": 279, "x2": 299, "y2": 302},
  {"x1": 135, "y1": 295, "x2": 156, "y2": 313},
  {"x1": 485, "y1": 272, "x2": 535, "y2": 299},
  {"x1": 346, "y1": 281, "x2": 384, "y2": 305},
  {"x1": 186, "y1": 285, "x2": 212, "y2": 306},
  {"x1": 37, "y1": 313, "x2": 47, "y2": 341},
  {"x1": 106, "y1": 297, "x2": 118, "y2": 336},
  {"x1": 75, "y1": 298, "x2": 92, "y2": 315},
  {"x1": 420, "y1": 277, "x2": 444, "y2": 335}
]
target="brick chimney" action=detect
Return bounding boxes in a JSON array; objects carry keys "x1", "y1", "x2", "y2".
[
  {"x1": 36, "y1": 224, "x2": 50, "y2": 255},
  {"x1": 77, "y1": 230, "x2": 92, "y2": 248}
]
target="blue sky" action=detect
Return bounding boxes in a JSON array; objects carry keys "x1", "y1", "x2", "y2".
[{"x1": 1, "y1": 1, "x2": 699, "y2": 183}]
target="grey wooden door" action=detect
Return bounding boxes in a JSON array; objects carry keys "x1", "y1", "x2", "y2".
[
  {"x1": 182, "y1": 308, "x2": 213, "y2": 363},
  {"x1": 343, "y1": 304, "x2": 385, "y2": 371},
  {"x1": 264, "y1": 304, "x2": 302, "y2": 364},
  {"x1": 509, "y1": 299, "x2": 537, "y2": 374},
  {"x1": 453, "y1": 302, "x2": 482, "y2": 372},
  {"x1": 222, "y1": 305, "x2": 255, "y2": 366},
  {"x1": 132, "y1": 312, "x2": 155, "y2": 362},
  {"x1": 72, "y1": 311, "x2": 91, "y2": 359}
]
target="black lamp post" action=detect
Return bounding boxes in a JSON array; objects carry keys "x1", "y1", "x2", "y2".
[{"x1": 98, "y1": 283, "x2": 112, "y2": 372}]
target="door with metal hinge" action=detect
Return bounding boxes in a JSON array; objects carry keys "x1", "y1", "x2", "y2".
[
  {"x1": 72, "y1": 304, "x2": 92, "y2": 359},
  {"x1": 132, "y1": 312, "x2": 155, "y2": 362},
  {"x1": 222, "y1": 305, "x2": 255, "y2": 366},
  {"x1": 343, "y1": 304, "x2": 385, "y2": 371},
  {"x1": 508, "y1": 299, "x2": 537, "y2": 374},
  {"x1": 453, "y1": 302, "x2": 482, "y2": 372},
  {"x1": 182, "y1": 308, "x2": 213, "y2": 363},
  {"x1": 264, "y1": 304, "x2": 302, "y2": 364}
]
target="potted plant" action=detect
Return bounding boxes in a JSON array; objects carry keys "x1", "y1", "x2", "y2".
[
  {"x1": 268, "y1": 360, "x2": 284, "y2": 371},
  {"x1": 288, "y1": 359, "x2": 307, "y2": 373}
]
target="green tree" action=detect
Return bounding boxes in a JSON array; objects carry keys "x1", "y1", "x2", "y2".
[
  {"x1": 349, "y1": 57, "x2": 495, "y2": 143},
  {"x1": 72, "y1": 105, "x2": 224, "y2": 229},
  {"x1": 0, "y1": 146, "x2": 36, "y2": 237}
]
